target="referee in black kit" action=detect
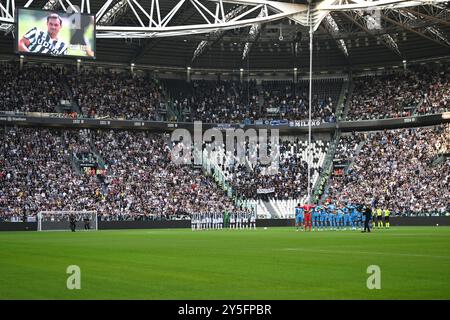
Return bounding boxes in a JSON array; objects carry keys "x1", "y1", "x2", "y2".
[
  {"x1": 69, "y1": 213, "x2": 76, "y2": 232},
  {"x1": 362, "y1": 204, "x2": 372, "y2": 233}
]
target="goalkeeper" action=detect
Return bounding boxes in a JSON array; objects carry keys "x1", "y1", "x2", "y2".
[{"x1": 83, "y1": 216, "x2": 91, "y2": 230}]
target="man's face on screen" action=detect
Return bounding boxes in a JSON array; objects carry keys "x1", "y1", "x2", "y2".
[{"x1": 47, "y1": 18, "x2": 61, "y2": 38}]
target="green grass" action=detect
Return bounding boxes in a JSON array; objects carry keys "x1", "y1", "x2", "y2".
[{"x1": 1, "y1": 226, "x2": 450, "y2": 299}]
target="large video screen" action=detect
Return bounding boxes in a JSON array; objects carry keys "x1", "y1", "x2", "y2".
[{"x1": 16, "y1": 8, "x2": 95, "y2": 59}]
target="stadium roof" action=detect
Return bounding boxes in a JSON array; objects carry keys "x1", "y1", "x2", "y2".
[{"x1": 0, "y1": 0, "x2": 449, "y2": 70}]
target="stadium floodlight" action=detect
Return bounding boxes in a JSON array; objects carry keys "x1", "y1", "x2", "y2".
[{"x1": 37, "y1": 211, "x2": 98, "y2": 232}]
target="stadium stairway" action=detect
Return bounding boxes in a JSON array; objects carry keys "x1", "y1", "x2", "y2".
[
  {"x1": 314, "y1": 131, "x2": 340, "y2": 203},
  {"x1": 336, "y1": 79, "x2": 350, "y2": 121},
  {"x1": 319, "y1": 137, "x2": 365, "y2": 202},
  {"x1": 158, "y1": 86, "x2": 180, "y2": 122},
  {"x1": 60, "y1": 78, "x2": 82, "y2": 115},
  {"x1": 60, "y1": 133, "x2": 83, "y2": 175},
  {"x1": 341, "y1": 75, "x2": 354, "y2": 120},
  {"x1": 166, "y1": 101, "x2": 181, "y2": 122},
  {"x1": 346, "y1": 140, "x2": 365, "y2": 172},
  {"x1": 412, "y1": 98, "x2": 425, "y2": 116}
]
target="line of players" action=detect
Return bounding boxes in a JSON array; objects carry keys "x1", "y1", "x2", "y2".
[
  {"x1": 295, "y1": 203, "x2": 390, "y2": 231},
  {"x1": 191, "y1": 210, "x2": 257, "y2": 231}
]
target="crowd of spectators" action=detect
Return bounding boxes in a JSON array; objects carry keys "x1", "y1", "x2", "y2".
[
  {"x1": 0, "y1": 123, "x2": 448, "y2": 221},
  {"x1": 261, "y1": 79, "x2": 340, "y2": 123},
  {"x1": 169, "y1": 80, "x2": 262, "y2": 123},
  {"x1": 348, "y1": 66, "x2": 449, "y2": 120},
  {"x1": 0, "y1": 127, "x2": 237, "y2": 221},
  {"x1": 0, "y1": 64, "x2": 69, "y2": 113},
  {"x1": 2, "y1": 62, "x2": 449, "y2": 124},
  {"x1": 205, "y1": 138, "x2": 328, "y2": 201},
  {"x1": 328, "y1": 125, "x2": 450, "y2": 216},
  {"x1": 416, "y1": 70, "x2": 449, "y2": 115},
  {"x1": 92, "y1": 130, "x2": 236, "y2": 220},
  {"x1": 0, "y1": 127, "x2": 103, "y2": 221},
  {"x1": 68, "y1": 68, "x2": 166, "y2": 120},
  {"x1": 167, "y1": 79, "x2": 341, "y2": 124}
]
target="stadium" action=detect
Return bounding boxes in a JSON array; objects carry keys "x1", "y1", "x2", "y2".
[{"x1": 0, "y1": 0, "x2": 449, "y2": 301}]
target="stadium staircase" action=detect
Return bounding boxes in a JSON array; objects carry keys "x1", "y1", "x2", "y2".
[
  {"x1": 341, "y1": 75, "x2": 354, "y2": 120},
  {"x1": 411, "y1": 98, "x2": 425, "y2": 116},
  {"x1": 58, "y1": 79, "x2": 82, "y2": 115},
  {"x1": 160, "y1": 79, "x2": 194, "y2": 122},
  {"x1": 61, "y1": 130, "x2": 108, "y2": 192},
  {"x1": 60, "y1": 134, "x2": 83, "y2": 175},
  {"x1": 431, "y1": 152, "x2": 450, "y2": 167},
  {"x1": 146, "y1": 76, "x2": 175, "y2": 121},
  {"x1": 319, "y1": 138, "x2": 366, "y2": 202},
  {"x1": 154, "y1": 78, "x2": 176, "y2": 121},
  {"x1": 166, "y1": 101, "x2": 182, "y2": 122},
  {"x1": 346, "y1": 140, "x2": 365, "y2": 172},
  {"x1": 335, "y1": 79, "x2": 350, "y2": 121},
  {"x1": 313, "y1": 131, "x2": 340, "y2": 203}
]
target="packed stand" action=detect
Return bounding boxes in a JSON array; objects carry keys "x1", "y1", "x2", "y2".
[
  {"x1": 0, "y1": 127, "x2": 102, "y2": 221},
  {"x1": 328, "y1": 125, "x2": 450, "y2": 216},
  {"x1": 167, "y1": 79, "x2": 262, "y2": 123},
  {"x1": 92, "y1": 130, "x2": 237, "y2": 221},
  {"x1": 204, "y1": 137, "x2": 329, "y2": 201},
  {"x1": 261, "y1": 79, "x2": 341, "y2": 123},
  {"x1": 0, "y1": 127, "x2": 238, "y2": 222},
  {"x1": 67, "y1": 68, "x2": 165, "y2": 120},
  {"x1": 0, "y1": 63, "x2": 69, "y2": 114},
  {"x1": 348, "y1": 67, "x2": 449, "y2": 120}
]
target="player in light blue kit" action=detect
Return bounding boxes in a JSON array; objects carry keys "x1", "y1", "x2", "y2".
[
  {"x1": 295, "y1": 204, "x2": 304, "y2": 231},
  {"x1": 327, "y1": 203, "x2": 336, "y2": 230},
  {"x1": 312, "y1": 205, "x2": 320, "y2": 231},
  {"x1": 319, "y1": 205, "x2": 327, "y2": 231},
  {"x1": 343, "y1": 204, "x2": 351, "y2": 230}
]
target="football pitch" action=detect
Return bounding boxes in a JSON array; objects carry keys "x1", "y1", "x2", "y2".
[{"x1": 1, "y1": 226, "x2": 449, "y2": 300}]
